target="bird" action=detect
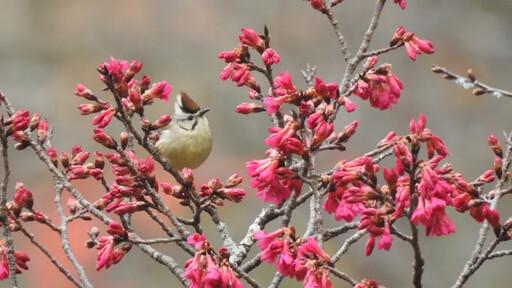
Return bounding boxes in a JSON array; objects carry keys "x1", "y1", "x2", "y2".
[{"x1": 155, "y1": 91, "x2": 212, "y2": 170}]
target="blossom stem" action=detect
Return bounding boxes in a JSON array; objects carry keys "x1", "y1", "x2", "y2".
[
  {"x1": 331, "y1": 229, "x2": 367, "y2": 264},
  {"x1": 432, "y1": 65, "x2": 512, "y2": 98},
  {"x1": 452, "y1": 132, "x2": 512, "y2": 287},
  {"x1": 0, "y1": 114, "x2": 19, "y2": 287},
  {"x1": 327, "y1": 266, "x2": 357, "y2": 286},
  {"x1": 14, "y1": 218, "x2": 84, "y2": 287},
  {"x1": 54, "y1": 178, "x2": 92, "y2": 288}
]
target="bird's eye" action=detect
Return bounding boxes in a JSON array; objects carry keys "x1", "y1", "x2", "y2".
[{"x1": 187, "y1": 115, "x2": 194, "y2": 121}]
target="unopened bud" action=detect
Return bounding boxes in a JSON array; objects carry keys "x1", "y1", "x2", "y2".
[
  {"x1": 235, "y1": 103, "x2": 265, "y2": 114},
  {"x1": 182, "y1": 168, "x2": 194, "y2": 184},
  {"x1": 14, "y1": 142, "x2": 30, "y2": 150},
  {"x1": 47, "y1": 147, "x2": 58, "y2": 168},
  {"x1": 30, "y1": 113, "x2": 41, "y2": 131},
  {"x1": 120, "y1": 131, "x2": 129, "y2": 150},
  {"x1": 19, "y1": 212, "x2": 34, "y2": 222},
  {"x1": 472, "y1": 88, "x2": 486, "y2": 96},
  {"x1": 94, "y1": 151, "x2": 105, "y2": 169},
  {"x1": 85, "y1": 240, "x2": 96, "y2": 249},
  {"x1": 140, "y1": 75, "x2": 150, "y2": 94},
  {"x1": 151, "y1": 115, "x2": 172, "y2": 129},
  {"x1": 431, "y1": 66, "x2": 443, "y2": 73},
  {"x1": 494, "y1": 156, "x2": 503, "y2": 179},
  {"x1": 225, "y1": 173, "x2": 243, "y2": 188},
  {"x1": 208, "y1": 178, "x2": 223, "y2": 191},
  {"x1": 61, "y1": 152, "x2": 70, "y2": 169},
  {"x1": 467, "y1": 68, "x2": 476, "y2": 82},
  {"x1": 179, "y1": 199, "x2": 190, "y2": 206},
  {"x1": 89, "y1": 226, "x2": 100, "y2": 238},
  {"x1": 488, "y1": 134, "x2": 503, "y2": 158},
  {"x1": 67, "y1": 198, "x2": 79, "y2": 214},
  {"x1": 141, "y1": 118, "x2": 151, "y2": 130}
]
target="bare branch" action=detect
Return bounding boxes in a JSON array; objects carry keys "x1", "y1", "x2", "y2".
[{"x1": 432, "y1": 65, "x2": 512, "y2": 98}]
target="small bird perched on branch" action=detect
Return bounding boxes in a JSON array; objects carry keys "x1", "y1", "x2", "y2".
[{"x1": 156, "y1": 91, "x2": 212, "y2": 170}]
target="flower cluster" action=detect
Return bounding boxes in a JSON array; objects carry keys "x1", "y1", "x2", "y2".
[
  {"x1": 352, "y1": 57, "x2": 403, "y2": 110},
  {"x1": 322, "y1": 114, "x2": 502, "y2": 255},
  {"x1": 91, "y1": 151, "x2": 155, "y2": 216},
  {"x1": 390, "y1": 26, "x2": 434, "y2": 61},
  {"x1": 3, "y1": 110, "x2": 49, "y2": 150},
  {"x1": 75, "y1": 57, "x2": 172, "y2": 129},
  {"x1": 184, "y1": 234, "x2": 243, "y2": 288},
  {"x1": 161, "y1": 169, "x2": 247, "y2": 207},
  {"x1": 254, "y1": 227, "x2": 333, "y2": 288},
  {"x1": 86, "y1": 222, "x2": 131, "y2": 271},
  {"x1": 0, "y1": 244, "x2": 30, "y2": 280}
]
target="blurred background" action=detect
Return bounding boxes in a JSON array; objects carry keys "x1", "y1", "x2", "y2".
[{"x1": 1, "y1": 0, "x2": 512, "y2": 287}]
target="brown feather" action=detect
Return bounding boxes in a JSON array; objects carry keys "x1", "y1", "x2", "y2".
[{"x1": 179, "y1": 91, "x2": 200, "y2": 113}]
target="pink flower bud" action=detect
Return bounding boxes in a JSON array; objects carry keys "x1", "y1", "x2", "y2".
[
  {"x1": 36, "y1": 119, "x2": 48, "y2": 143},
  {"x1": 262, "y1": 48, "x2": 280, "y2": 66},
  {"x1": 225, "y1": 173, "x2": 243, "y2": 188},
  {"x1": 140, "y1": 74, "x2": 151, "y2": 93},
  {"x1": 93, "y1": 128, "x2": 116, "y2": 149},
  {"x1": 235, "y1": 103, "x2": 265, "y2": 114},
  {"x1": 151, "y1": 114, "x2": 172, "y2": 129},
  {"x1": 124, "y1": 60, "x2": 142, "y2": 82},
  {"x1": 94, "y1": 151, "x2": 105, "y2": 169},
  {"x1": 78, "y1": 103, "x2": 103, "y2": 115},
  {"x1": 208, "y1": 178, "x2": 223, "y2": 191},
  {"x1": 14, "y1": 182, "x2": 33, "y2": 210},
  {"x1": 30, "y1": 113, "x2": 40, "y2": 131},
  {"x1": 239, "y1": 28, "x2": 264, "y2": 51},
  {"x1": 488, "y1": 134, "x2": 503, "y2": 158},
  {"x1": 74, "y1": 84, "x2": 97, "y2": 101},
  {"x1": 183, "y1": 168, "x2": 194, "y2": 184},
  {"x1": 92, "y1": 107, "x2": 116, "y2": 128},
  {"x1": 142, "y1": 81, "x2": 172, "y2": 102},
  {"x1": 61, "y1": 151, "x2": 70, "y2": 169},
  {"x1": 47, "y1": 147, "x2": 58, "y2": 168}
]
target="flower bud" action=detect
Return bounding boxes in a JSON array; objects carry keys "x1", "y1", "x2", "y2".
[
  {"x1": 182, "y1": 168, "x2": 194, "y2": 184},
  {"x1": 208, "y1": 178, "x2": 223, "y2": 191},
  {"x1": 61, "y1": 151, "x2": 70, "y2": 169},
  {"x1": 120, "y1": 131, "x2": 129, "y2": 150},
  {"x1": 467, "y1": 68, "x2": 476, "y2": 82},
  {"x1": 235, "y1": 103, "x2": 265, "y2": 114},
  {"x1": 472, "y1": 88, "x2": 486, "y2": 96},
  {"x1": 151, "y1": 115, "x2": 172, "y2": 130},
  {"x1": 67, "y1": 198, "x2": 79, "y2": 214},
  {"x1": 37, "y1": 119, "x2": 49, "y2": 143},
  {"x1": 47, "y1": 147, "x2": 58, "y2": 168},
  {"x1": 74, "y1": 84, "x2": 97, "y2": 101},
  {"x1": 488, "y1": 134, "x2": 503, "y2": 158},
  {"x1": 93, "y1": 128, "x2": 116, "y2": 149},
  {"x1": 94, "y1": 151, "x2": 105, "y2": 169},
  {"x1": 225, "y1": 173, "x2": 243, "y2": 188},
  {"x1": 30, "y1": 113, "x2": 41, "y2": 131}
]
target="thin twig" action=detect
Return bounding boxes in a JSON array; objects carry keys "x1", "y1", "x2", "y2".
[
  {"x1": 129, "y1": 237, "x2": 182, "y2": 245},
  {"x1": 54, "y1": 178, "x2": 92, "y2": 288},
  {"x1": 14, "y1": 218, "x2": 84, "y2": 288},
  {"x1": 322, "y1": 221, "x2": 359, "y2": 242},
  {"x1": 331, "y1": 230, "x2": 367, "y2": 264},
  {"x1": 432, "y1": 65, "x2": 512, "y2": 98},
  {"x1": 323, "y1": 1, "x2": 351, "y2": 62},
  {"x1": 327, "y1": 266, "x2": 357, "y2": 286},
  {"x1": 452, "y1": 132, "x2": 512, "y2": 288}
]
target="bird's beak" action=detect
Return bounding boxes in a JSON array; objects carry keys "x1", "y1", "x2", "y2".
[{"x1": 198, "y1": 108, "x2": 210, "y2": 117}]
